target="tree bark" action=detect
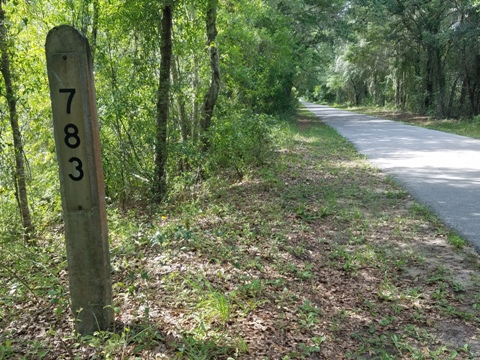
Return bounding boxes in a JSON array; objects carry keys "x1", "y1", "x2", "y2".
[
  {"x1": 0, "y1": 2, "x2": 34, "y2": 242},
  {"x1": 192, "y1": 53, "x2": 200, "y2": 142},
  {"x1": 424, "y1": 43, "x2": 445, "y2": 117},
  {"x1": 91, "y1": 0, "x2": 99, "y2": 60},
  {"x1": 447, "y1": 76, "x2": 459, "y2": 118},
  {"x1": 424, "y1": 46, "x2": 434, "y2": 112},
  {"x1": 171, "y1": 55, "x2": 189, "y2": 142},
  {"x1": 153, "y1": 2, "x2": 173, "y2": 201},
  {"x1": 200, "y1": 0, "x2": 220, "y2": 148}
]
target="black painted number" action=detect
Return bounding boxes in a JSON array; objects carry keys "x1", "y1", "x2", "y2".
[
  {"x1": 64, "y1": 124, "x2": 80, "y2": 148},
  {"x1": 59, "y1": 88, "x2": 83, "y2": 181},
  {"x1": 68, "y1": 157, "x2": 84, "y2": 181},
  {"x1": 59, "y1": 88, "x2": 76, "y2": 114}
]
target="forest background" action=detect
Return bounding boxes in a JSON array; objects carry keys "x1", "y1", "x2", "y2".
[{"x1": 2, "y1": 0, "x2": 480, "y2": 358}]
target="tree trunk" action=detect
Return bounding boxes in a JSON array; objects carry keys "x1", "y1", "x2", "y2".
[
  {"x1": 446, "y1": 76, "x2": 459, "y2": 118},
  {"x1": 468, "y1": 82, "x2": 476, "y2": 116},
  {"x1": 459, "y1": 77, "x2": 467, "y2": 112},
  {"x1": 0, "y1": 2, "x2": 34, "y2": 242},
  {"x1": 91, "y1": 0, "x2": 99, "y2": 60},
  {"x1": 424, "y1": 47, "x2": 434, "y2": 113},
  {"x1": 424, "y1": 41, "x2": 446, "y2": 117},
  {"x1": 350, "y1": 79, "x2": 359, "y2": 106},
  {"x1": 200, "y1": 0, "x2": 220, "y2": 148},
  {"x1": 153, "y1": 2, "x2": 173, "y2": 201},
  {"x1": 435, "y1": 47, "x2": 446, "y2": 118},
  {"x1": 192, "y1": 53, "x2": 200, "y2": 142},
  {"x1": 171, "y1": 55, "x2": 189, "y2": 142}
]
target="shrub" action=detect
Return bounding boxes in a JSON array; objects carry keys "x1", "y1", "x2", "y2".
[{"x1": 206, "y1": 111, "x2": 277, "y2": 177}]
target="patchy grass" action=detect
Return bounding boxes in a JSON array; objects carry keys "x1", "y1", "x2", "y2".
[
  {"x1": 343, "y1": 106, "x2": 480, "y2": 139},
  {"x1": 1, "y1": 107, "x2": 480, "y2": 359}
]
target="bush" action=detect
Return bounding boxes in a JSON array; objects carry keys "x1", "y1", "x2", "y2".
[{"x1": 206, "y1": 112, "x2": 277, "y2": 177}]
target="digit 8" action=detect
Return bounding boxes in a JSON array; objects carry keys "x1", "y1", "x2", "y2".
[{"x1": 64, "y1": 124, "x2": 80, "y2": 148}]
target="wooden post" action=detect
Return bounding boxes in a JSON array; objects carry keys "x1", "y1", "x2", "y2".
[{"x1": 45, "y1": 25, "x2": 112, "y2": 335}]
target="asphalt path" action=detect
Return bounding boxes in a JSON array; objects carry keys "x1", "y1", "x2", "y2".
[{"x1": 302, "y1": 102, "x2": 480, "y2": 252}]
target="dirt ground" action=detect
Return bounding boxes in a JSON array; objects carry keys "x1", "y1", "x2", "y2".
[{"x1": 1, "y1": 110, "x2": 479, "y2": 359}]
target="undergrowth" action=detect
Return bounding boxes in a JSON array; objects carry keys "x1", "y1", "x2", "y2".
[{"x1": 1, "y1": 107, "x2": 479, "y2": 359}]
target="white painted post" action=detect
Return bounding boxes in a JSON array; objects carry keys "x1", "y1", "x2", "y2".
[{"x1": 45, "y1": 25, "x2": 112, "y2": 335}]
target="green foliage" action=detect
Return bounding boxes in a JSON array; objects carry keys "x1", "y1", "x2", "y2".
[
  {"x1": 175, "y1": 335, "x2": 235, "y2": 359},
  {"x1": 206, "y1": 111, "x2": 277, "y2": 177},
  {"x1": 3, "y1": 104, "x2": 480, "y2": 358},
  {"x1": 447, "y1": 232, "x2": 467, "y2": 249},
  {"x1": 0, "y1": 0, "x2": 325, "y2": 241},
  {"x1": 9, "y1": 0, "x2": 480, "y2": 358},
  {"x1": 219, "y1": 0, "x2": 298, "y2": 115},
  {"x1": 197, "y1": 290, "x2": 232, "y2": 324},
  {"x1": 3, "y1": 0, "x2": 478, "y2": 247},
  {"x1": 303, "y1": 0, "x2": 480, "y2": 119}
]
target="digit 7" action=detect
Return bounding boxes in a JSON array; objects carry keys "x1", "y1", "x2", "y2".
[{"x1": 59, "y1": 88, "x2": 76, "y2": 114}]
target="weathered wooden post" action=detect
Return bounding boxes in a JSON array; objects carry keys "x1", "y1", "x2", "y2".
[{"x1": 45, "y1": 25, "x2": 112, "y2": 335}]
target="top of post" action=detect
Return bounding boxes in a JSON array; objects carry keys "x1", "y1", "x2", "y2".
[{"x1": 46, "y1": 25, "x2": 90, "y2": 56}]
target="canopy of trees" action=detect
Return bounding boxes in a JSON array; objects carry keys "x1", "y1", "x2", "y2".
[
  {"x1": 307, "y1": 0, "x2": 480, "y2": 119},
  {"x1": 1, "y1": 0, "x2": 480, "y2": 240}
]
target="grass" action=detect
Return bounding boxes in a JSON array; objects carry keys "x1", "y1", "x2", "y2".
[{"x1": 1, "y1": 107, "x2": 480, "y2": 358}]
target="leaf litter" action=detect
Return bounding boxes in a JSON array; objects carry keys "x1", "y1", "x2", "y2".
[{"x1": 1, "y1": 108, "x2": 479, "y2": 359}]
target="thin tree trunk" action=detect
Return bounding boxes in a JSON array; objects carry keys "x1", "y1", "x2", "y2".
[
  {"x1": 447, "y1": 76, "x2": 459, "y2": 118},
  {"x1": 200, "y1": 0, "x2": 220, "y2": 148},
  {"x1": 425, "y1": 47, "x2": 434, "y2": 113},
  {"x1": 350, "y1": 79, "x2": 359, "y2": 106},
  {"x1": 81, "y1": 1, "x2": 87, "y2": 34},
  {"x1": 468, "y1": 83, "x2": 476, "y2": 116},
  {"x1": 459, "y1": 77, "x2": 467, "y2": 111},
  {"x1": 395, "y1": 71, "x2": 401, "y2": 108},
  {"x1": 171, "y1": 55, "x2": 189, "y2": 142},
  {"x1": 153, "y1": 2, "x2": 173, "y2": 201},
  {"x1": 91, "y1": 0, "x2": 99, "y2": 59},
  {"x1": 192, "y1": 53, "x2": 200, "y2": 141},
  {"x1": 424, "y1": 42, "x2": 446, "y2": 117},
  {"x1": 0, "y1": 2, "x2": 34, "y2": 242},
  {"x1": 435, "y1": 47, "x2": 446, "y2": 118}
]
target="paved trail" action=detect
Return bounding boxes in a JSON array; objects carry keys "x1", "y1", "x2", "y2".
[{"x1": 303, "y1": 102, "x2": 480, "y2": 252}]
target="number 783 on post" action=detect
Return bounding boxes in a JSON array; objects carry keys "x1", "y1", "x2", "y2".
[{"x1": 56, "y1": 83, "x2": 92, "y2": 211}]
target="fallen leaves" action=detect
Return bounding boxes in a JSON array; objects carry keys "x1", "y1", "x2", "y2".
[{"x1": 1, "y1": 112, "x2": 480, "y2": 358}]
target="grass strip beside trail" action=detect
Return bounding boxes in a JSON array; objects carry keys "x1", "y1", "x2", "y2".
[{"x1": 1, "y1": 108, "x2": 480, "y2": 359}]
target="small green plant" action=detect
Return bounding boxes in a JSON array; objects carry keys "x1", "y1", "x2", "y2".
[
  {"x1": 451, "y1": 281, "x2": 465, "y2": 293},
  {"x1": 447, "y1": 232, "x2": 466, "y2": 249},
  {"x1": 411, "y1": 307, "x2": 427, "y2": 323},
  {"x1": 297, "y1": 336, "x2": 325, "y2": 356},
  {"x1": 294, "y1": 203, "x2": 318, "y2": 222},
  {"x1": 176, "y1": 335, "x2": 234, "y2": 359},
  {"x1": 403, "y1": 324, "x2": 433, "y2": 343},
  {"x1": 353, "y1": 207, "x2": 363, "y2": 219},
  {"x1": 237, "y1": 278, "x2": 264, "y2": 298},
  {"x1": 330, "y1": 244, "x2": 361, "y2": 272},
  {"x1": 379, "y1": 316, "x2": 396, "y2": 327},
  {"x1": 401, "y1": 287, "x2": 424, "y2": 300},
  {"x1": 428, "y1": 266, "x2": 449, "y2": 284},
  {"x1": 473, "y1": 293, "x2": 480, "y2": 309},
  {"x1": 297, "y1": 300, "x2": 323, "y2": 329},
  {"x1": 409, "y1": 203, "x2": 432, "y2": 218},
  {"x1": 385, "y1": 189, "x2": 408, "y2": 199},
  {"x1": 197, "y1": 290, "x2": 232, "y2": 324},
  {"x1": 0, "y1": 340, "x2": 13, "y2": 359}
]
